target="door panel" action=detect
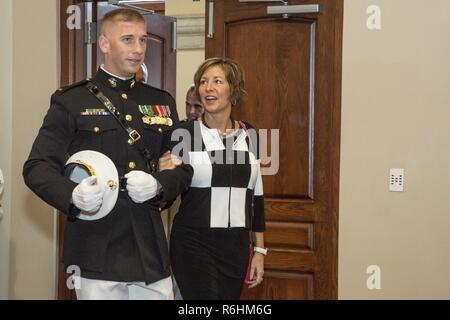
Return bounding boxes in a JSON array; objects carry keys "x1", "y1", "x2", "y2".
[
  {"x1": 245, "y1": 272, "x2": 314, "y2": 300},
  {"x1": 227, "y1": 18, "x2": 314, "y2": 199},
  {"x1": 206, "y1": 0, "x2": 343, "y2": 300}
]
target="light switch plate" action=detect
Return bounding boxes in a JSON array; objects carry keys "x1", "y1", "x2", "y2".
[{"x1": 389, "y1": 168, "x2": 404, "y2": 192}]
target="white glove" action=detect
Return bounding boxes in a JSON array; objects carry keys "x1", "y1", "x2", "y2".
[
  {"x1": 125, "y1": 170, "x2": 160, "y2": 203},
  {"x1": 71, "y1": 176, "x2": 103, "y2": 213}
]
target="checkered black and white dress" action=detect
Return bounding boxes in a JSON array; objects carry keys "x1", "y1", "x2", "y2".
[
  {"x1": 170, "y1": 120, "x2": 265, "y2": 299},
  {"x1": 171, "y1": 120, "x2": 265, "y2": 231}
]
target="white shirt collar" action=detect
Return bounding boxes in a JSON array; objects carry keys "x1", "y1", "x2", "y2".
[
  {"x1": 200, "y1": 121, "x2": 246, "y2": 152},
  {"x1": 100, "y1": 64, "x2": 134, "y2": 81}
]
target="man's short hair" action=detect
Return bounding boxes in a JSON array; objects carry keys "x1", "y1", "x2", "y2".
[
  {"x1": 186, "y1": 83, "x2": 196, "y2": 97},
  {"x1": 101, "y1": 8, "x2": 146, "y2": 35}
]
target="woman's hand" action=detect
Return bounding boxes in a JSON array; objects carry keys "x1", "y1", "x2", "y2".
[
  {"x1": 158, "y1": 151, "x2": 182, "y2": 171},
  {"x1": 247, "y1": 253, "x2": 265, "y2": 289}
]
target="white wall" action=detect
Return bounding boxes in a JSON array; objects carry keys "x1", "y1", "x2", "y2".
[
  {"x1": 0, "y1": 0, "x2": 13, "y2": 300},
  {"x1": 166, "y1": 0, "x2": 205, "y2": 16},
  {"x1": 166, "y1": 0, "x2": 205, "y2": 119},
  {"x1": 9, "y1": 0, "x2": 59, "y2": 299},
  {"x1": 174, "y1": 50, "x2": 205, "y2": 120},
  {"x1": 339, "y1": 0, "x2": 450, "y2": 299}
]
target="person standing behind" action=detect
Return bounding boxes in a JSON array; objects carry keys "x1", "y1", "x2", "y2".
[
  {"x1": 23, "y1": 8, "x2": 192, "y2": 300},
  {"x1": 184, "y1": 83, "x2": 204, "y2": 121},
  {"x1": 170, "y1": 57, "x2": 267, "y2": 300}
]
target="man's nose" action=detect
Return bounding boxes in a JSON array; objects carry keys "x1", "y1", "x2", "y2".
[{"x1": 134, "y1": 40, "x2": 145, "y2": 54}]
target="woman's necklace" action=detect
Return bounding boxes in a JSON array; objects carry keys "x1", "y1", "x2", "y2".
[{"x1": 202, "y1": 113, "x2": 235, "y2": 137}]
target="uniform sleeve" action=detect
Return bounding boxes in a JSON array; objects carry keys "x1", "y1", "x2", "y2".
[
  {"x1": 23, "y1": 93, "x2": 80, "y2": 217},
  {"x1": 152, "y1": 94, "x2": 193, "y2": 203}
]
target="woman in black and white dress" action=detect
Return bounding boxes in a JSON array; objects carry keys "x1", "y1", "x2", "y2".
[{"x1": 170, "y1": 57, "x2": 266, "y2": 300}]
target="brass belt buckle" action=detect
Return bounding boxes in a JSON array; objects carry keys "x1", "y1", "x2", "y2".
[{"x1": 128, "y1": 130, "x2": 141, "y2": 145}]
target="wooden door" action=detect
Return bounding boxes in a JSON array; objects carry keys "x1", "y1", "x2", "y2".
[
  {"x1": 206, "y1": 0, "x2": 343, "y2": 300},
  {"x1": 57, "y1": 1, "x2": 175, "y2": 300}
]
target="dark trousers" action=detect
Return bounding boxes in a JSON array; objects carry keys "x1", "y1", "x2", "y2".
[{"x1": 170, "y1": 224, "x2": 249, "y2": 300}]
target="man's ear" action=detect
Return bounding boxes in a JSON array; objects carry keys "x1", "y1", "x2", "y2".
[{"x1": 98, "y1": 34, "x2": 109, "y2": 54}]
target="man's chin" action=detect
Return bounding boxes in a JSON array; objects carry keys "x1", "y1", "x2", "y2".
[
  {"x1": 130, "y1": 61, "x2": 143, "y2": 70},
  {"x1": 123, "y1": 68, "x2": 139, "y2": 77}
]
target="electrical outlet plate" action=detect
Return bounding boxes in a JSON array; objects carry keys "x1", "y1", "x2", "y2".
[{"x1": 389, "y1": 168, "x2": 404, "y2": 192}]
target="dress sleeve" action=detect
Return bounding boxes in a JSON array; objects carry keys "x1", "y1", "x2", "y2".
[
  {"x1": 247, "y1": 124, "x2": 265, "y2": 232},
  {"x1": 252, "y1": 160, "x2": 265, "y2": 232}
]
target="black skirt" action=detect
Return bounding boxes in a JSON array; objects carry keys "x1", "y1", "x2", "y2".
[{"x1": 170, "y1": 223, "x2": 250, "y2": 300}]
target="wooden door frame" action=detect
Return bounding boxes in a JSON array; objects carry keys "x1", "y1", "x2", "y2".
[
  {"x1": 327, "y1": 0, "x2": 343, "y2": 299},
  {"x1": 58, "y1": 0, "x2": 89, "y2": 300}
]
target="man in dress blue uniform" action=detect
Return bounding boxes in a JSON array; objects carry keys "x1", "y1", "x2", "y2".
[{"x1": 23, "y1": 8, "x2": 192, "y2": 299}]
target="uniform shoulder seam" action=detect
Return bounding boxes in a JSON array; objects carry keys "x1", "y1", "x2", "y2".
[
  {"x1": 140, "y1": 82, "x2": 173, "y2": 98},
  {"x1": 56, "y1": 79, "x2": 91, "y2": 96}
]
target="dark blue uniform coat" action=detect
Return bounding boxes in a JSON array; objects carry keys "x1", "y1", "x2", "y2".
[{"x1": 23, "y1": 68, "x2": 193, "y2": 283}]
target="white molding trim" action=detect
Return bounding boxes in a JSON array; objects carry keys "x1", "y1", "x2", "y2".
[
  {"x1": 174, "y1": 14, "x2": 205, "y2": 51},
  {"x1": 52, "y1": 209, "x2": 58, "y2": 300},
  {"x1": 0, "y1": 0, "x2": 13, "y2": 300}
]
